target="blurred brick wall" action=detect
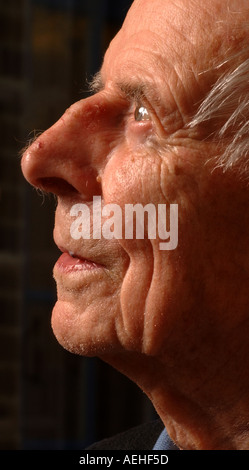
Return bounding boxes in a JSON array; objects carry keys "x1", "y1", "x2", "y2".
[
  {"x1": 0, "y1": 0, "x2": 92, "y2": 449},
  {"x1": 0, "y1": 0, "x2": 27, "y2": 449}
]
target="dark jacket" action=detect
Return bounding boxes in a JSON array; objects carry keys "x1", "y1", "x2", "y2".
[{"x1": 86, "y1": 419, "x2": 167, "y2": 450}]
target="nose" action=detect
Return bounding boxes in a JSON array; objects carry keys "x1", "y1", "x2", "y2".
[{"x1": 21, "y1": 94, "x2": 109, "y2": 199}]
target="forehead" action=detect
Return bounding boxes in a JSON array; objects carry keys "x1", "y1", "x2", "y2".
[{"x1": 103, "y1": 0, "x2": 249, "y2": 85}]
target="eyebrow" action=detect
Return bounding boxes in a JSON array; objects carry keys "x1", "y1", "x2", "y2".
[
  {"x1": 88, "y1": 70, "x2": 156, "y2": 103},
  {"x1": 88, "y1": 71, "x2": 104, "y2": 94}
]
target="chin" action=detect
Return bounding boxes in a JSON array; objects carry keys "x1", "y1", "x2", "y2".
[{"x1": 51, "y1": 299, "x2": 122, "y2": 357}]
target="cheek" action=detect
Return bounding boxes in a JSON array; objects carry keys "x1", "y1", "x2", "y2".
[
  {"x1": 101, "y1": 148, "x2": 163, "y2": 349},
  {"x1": 101, "y1": 146, "x2": 209, "y2": 354},
  {"x1": 103, "y1": 146, "x2": 163, "y2": 206}
]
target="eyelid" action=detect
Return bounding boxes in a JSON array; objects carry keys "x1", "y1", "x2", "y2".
[{"x1": 135, "y1": 96, "x2": 166, "y2": 138}]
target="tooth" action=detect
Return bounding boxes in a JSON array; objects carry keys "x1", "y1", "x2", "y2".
[{"x1": 69, "y1": 251, "x2": 74, "y2": 256}]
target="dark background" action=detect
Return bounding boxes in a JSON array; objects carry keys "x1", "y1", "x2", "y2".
[{"x1": 0, "y1": 0, "x2": 157, "y2": 450}]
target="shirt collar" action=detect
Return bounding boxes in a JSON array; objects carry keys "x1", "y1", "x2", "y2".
[{"x1": 153, "y1": 428, "x2": 179, "y2": 450}]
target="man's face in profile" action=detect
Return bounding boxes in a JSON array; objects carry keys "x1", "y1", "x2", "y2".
[{"x1": 21, "y1": 0, "x2": 249, "y2": 386}]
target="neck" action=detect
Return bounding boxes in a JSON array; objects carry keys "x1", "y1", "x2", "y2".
[
  {"x1": 149, "y1": 381, "x2": 249, "y2": 450},
  {"x1": 102, "y1": 349, "x2": 249, "y2": 450}
]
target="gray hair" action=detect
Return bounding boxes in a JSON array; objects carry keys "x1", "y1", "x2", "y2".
[{"x1": 189, "y1": 54, "x2": 249, "y2": 176}]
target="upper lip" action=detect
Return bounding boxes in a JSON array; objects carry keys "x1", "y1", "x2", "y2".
[
  {"x1": 57, "y1": 244, "x2": 89, "y2": 260},
  {"x1": 55, "y1": 242, "x2": 105, "y2": 267}
]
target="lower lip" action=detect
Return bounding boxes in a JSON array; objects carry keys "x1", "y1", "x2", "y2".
[{"x1": 55, "y1": 252, "x2": 101, "y2": 273}]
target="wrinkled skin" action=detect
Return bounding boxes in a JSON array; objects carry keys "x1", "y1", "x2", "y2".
[{"x1": 22, "y1": 0, "x2": 249, "y2": 449}]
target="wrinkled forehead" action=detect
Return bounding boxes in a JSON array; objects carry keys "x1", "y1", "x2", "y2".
[
  {"x1": 100, "y1": 0, "x2": 249, "y2": 122},
  {"x1": 107, "y1": 0, "x2": 249, "y2": 74}
]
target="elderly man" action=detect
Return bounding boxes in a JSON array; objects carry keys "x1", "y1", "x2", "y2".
[{"x1": 21, "y1": 0, "x2": 249, "y2": 450}]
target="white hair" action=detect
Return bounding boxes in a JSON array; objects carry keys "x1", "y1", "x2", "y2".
[{"x1": 189, "y1": 55, "x2": 249, "y2": 176}]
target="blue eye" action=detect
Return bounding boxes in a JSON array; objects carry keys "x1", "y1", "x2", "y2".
[{"x1": 134, "y1": 105, "x2": 150, "y2": 122}]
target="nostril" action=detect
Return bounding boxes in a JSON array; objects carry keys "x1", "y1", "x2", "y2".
[{"x1": 36, "y1": 177, "x2": 79, "y2": 197}]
